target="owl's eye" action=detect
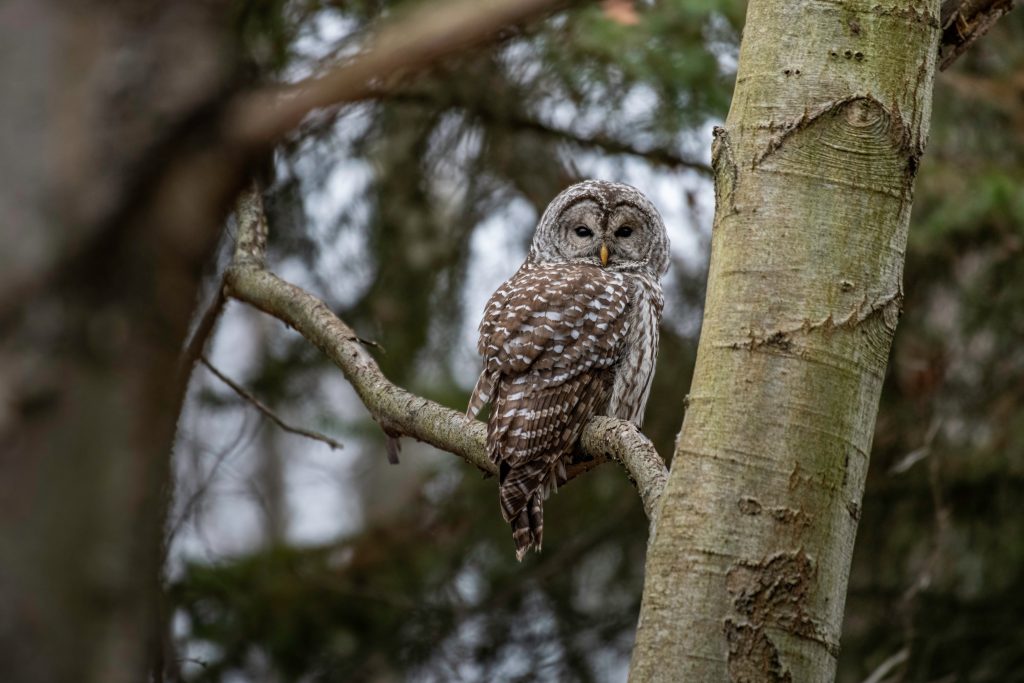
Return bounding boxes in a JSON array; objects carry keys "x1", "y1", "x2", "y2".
[
  {"x1": 615, "y1": 226, "x2": 633, "y2": 238},
  {"x1": 574, "y1": 226, "x2": 593, "y2": 237}
]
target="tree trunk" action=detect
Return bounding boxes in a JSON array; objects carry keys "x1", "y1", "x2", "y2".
[
  {"x1": 630, "y1": 2, "x2": 940, "y2": 681},
  {"x1": 0, "y1": 3, "x2": 237, "y2": 682}
]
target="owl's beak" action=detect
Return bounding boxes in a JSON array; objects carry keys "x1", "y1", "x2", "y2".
[{"x1": 600, "y1": 242, "x2": 609, "y2": 267}]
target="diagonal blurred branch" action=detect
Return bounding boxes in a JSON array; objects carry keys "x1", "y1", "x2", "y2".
[
  {"x1": 1, "y1": 0, "x2": 571, "y2": 327},
  {"x1": 939, "y1": 0, "x2": 1017, "y2": 70},
  {"x1": 223, "y1": 184, "x2": 669, "y2": 521},
  {"x1": 230, "y1": 0, "x2": 572, "y2": 146}
]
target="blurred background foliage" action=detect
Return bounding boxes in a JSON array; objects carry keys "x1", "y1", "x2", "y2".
[{"x1": 170, "y1": 1, "x2": 1024, "y2": 681}]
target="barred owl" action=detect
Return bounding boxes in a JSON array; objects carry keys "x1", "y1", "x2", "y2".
[{"x1": 467, "y1": 180, "x2": 669, "y2": 560}]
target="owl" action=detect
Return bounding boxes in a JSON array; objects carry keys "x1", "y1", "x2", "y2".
[{"x1": 467, "y1": 180, "x2": 669, "y2": 560}]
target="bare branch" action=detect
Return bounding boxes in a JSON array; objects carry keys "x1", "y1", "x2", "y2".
[
  {"x1": 580, "y1": 417, "x2": 669, "y2": 520},
  {"x1": 939, "y1": 0, "x2": 1017, "y2": 71},
  {"x1": 200, "y1": 356, "x2": 345, "y2": 451},
  {"x1": 225, "y1": 262, "x2": 494, "y2": 473},
  {"x1": 223, "y1": 184, "x2": 668, "y2": 518}
]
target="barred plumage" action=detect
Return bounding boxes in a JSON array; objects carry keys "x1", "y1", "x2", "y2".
[{"x1": 468, "y1": 180, "x2": 669, "y2": 560}]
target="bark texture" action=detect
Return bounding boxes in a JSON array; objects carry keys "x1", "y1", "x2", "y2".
[{"x1": 629, "y1": 2, "x2": 940, "y2": 681}]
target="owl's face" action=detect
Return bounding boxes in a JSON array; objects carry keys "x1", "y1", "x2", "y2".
[{"x1": 528, "y1": 180, "x2": 669, "y2": 276}]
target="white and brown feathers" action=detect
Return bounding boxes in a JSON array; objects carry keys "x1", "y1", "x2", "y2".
[{"x1": 468, "y1": 180, "x2": 668, "y2": 560}]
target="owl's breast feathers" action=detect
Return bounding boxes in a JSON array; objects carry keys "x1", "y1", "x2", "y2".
[{"x1": 607, "y1": 271, "x2": 664, "y2": 425}]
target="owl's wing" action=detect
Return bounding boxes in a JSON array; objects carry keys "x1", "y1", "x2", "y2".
[
  {"x1": 466, "y1": 271, "x2": 516, "y2": 418},
  {"x1": 485, "y1": 264, "x2": 629, "y2": 380},
  {"x1": 474, "y1": 263, "x2": 631, "y2": 467}
]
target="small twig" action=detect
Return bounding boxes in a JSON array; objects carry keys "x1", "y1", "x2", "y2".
[
  {"x1": 352, "y1": 335, "x2": 386, "y2": 353},
  {"x1": 860, "y1": 647, "x2": 909, "y2": 683},
  {"x1": 200, "y1": 356, "x2": 345, "y2": 451},
  {"x1": 888, "y1": 416, "x2": 941, "y2": 475},
  {"x1": 167, "y1": 418, "x2": 258, "y2": 544},
  {"x1": 178, "y1": 657, "x2": 211, "y2": 670}
]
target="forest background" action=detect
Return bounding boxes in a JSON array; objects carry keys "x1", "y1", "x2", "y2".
[{"x1": 4, "y1": 0, "x2": 1023, "y2": 681}]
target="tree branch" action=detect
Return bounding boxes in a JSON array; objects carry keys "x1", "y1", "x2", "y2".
[
  {"x1": 223, "y1": 185, "x2": 668, "y2": 520},
  {"x1": 229, "y1": 0, "x2": 571, "y2": 146},
  {"x1": 939, "y1": 0, "x2": 1017, "y2": 71},
  {"x1": 199, "y1": 356, "x2": 345, "y2": 451},
  {"x1": 580, "y1": 417, "x2": 668, "y2": 520}
]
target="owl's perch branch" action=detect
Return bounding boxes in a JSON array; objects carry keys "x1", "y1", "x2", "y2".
[{"x1": 223, "y1": 184, "x2": 669, "y2": 521}]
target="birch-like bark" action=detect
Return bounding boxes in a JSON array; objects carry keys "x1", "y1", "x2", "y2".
[{"x1": 630, "y1": 2, "x2": 940, "y2": 681}]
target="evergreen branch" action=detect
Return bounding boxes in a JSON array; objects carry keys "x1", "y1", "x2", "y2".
[
  {"x1": 386, "y1": 89, "x2": 714, "y2": 175},
  {"x1": 495, "y1": 112, "x2": 712, "y2": 175}
]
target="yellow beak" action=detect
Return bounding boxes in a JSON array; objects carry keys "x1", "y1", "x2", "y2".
[{"x1": 600, "y1": 242, "x2": 609, "y2": 267}]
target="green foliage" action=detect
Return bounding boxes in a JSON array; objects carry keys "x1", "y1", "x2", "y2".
[{"x1": 174, "y1": 467, "x2": 648, "y2": 681}]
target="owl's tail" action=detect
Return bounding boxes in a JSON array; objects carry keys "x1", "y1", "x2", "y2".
[
  {"x1": 498, "y1": 460, "x2": 553, "y2": 561},
  {"x1": 511, "y1": 493, "x2": 544, "y2": 562}
]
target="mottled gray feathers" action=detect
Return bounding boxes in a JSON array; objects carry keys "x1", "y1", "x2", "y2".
[{"x1": 468, "y1": 180, "x2": 668, "y2": 560}]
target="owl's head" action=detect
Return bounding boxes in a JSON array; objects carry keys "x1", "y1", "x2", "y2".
[{"x1": 528, "y1": 180, "x2": 670, "y2": 277}]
